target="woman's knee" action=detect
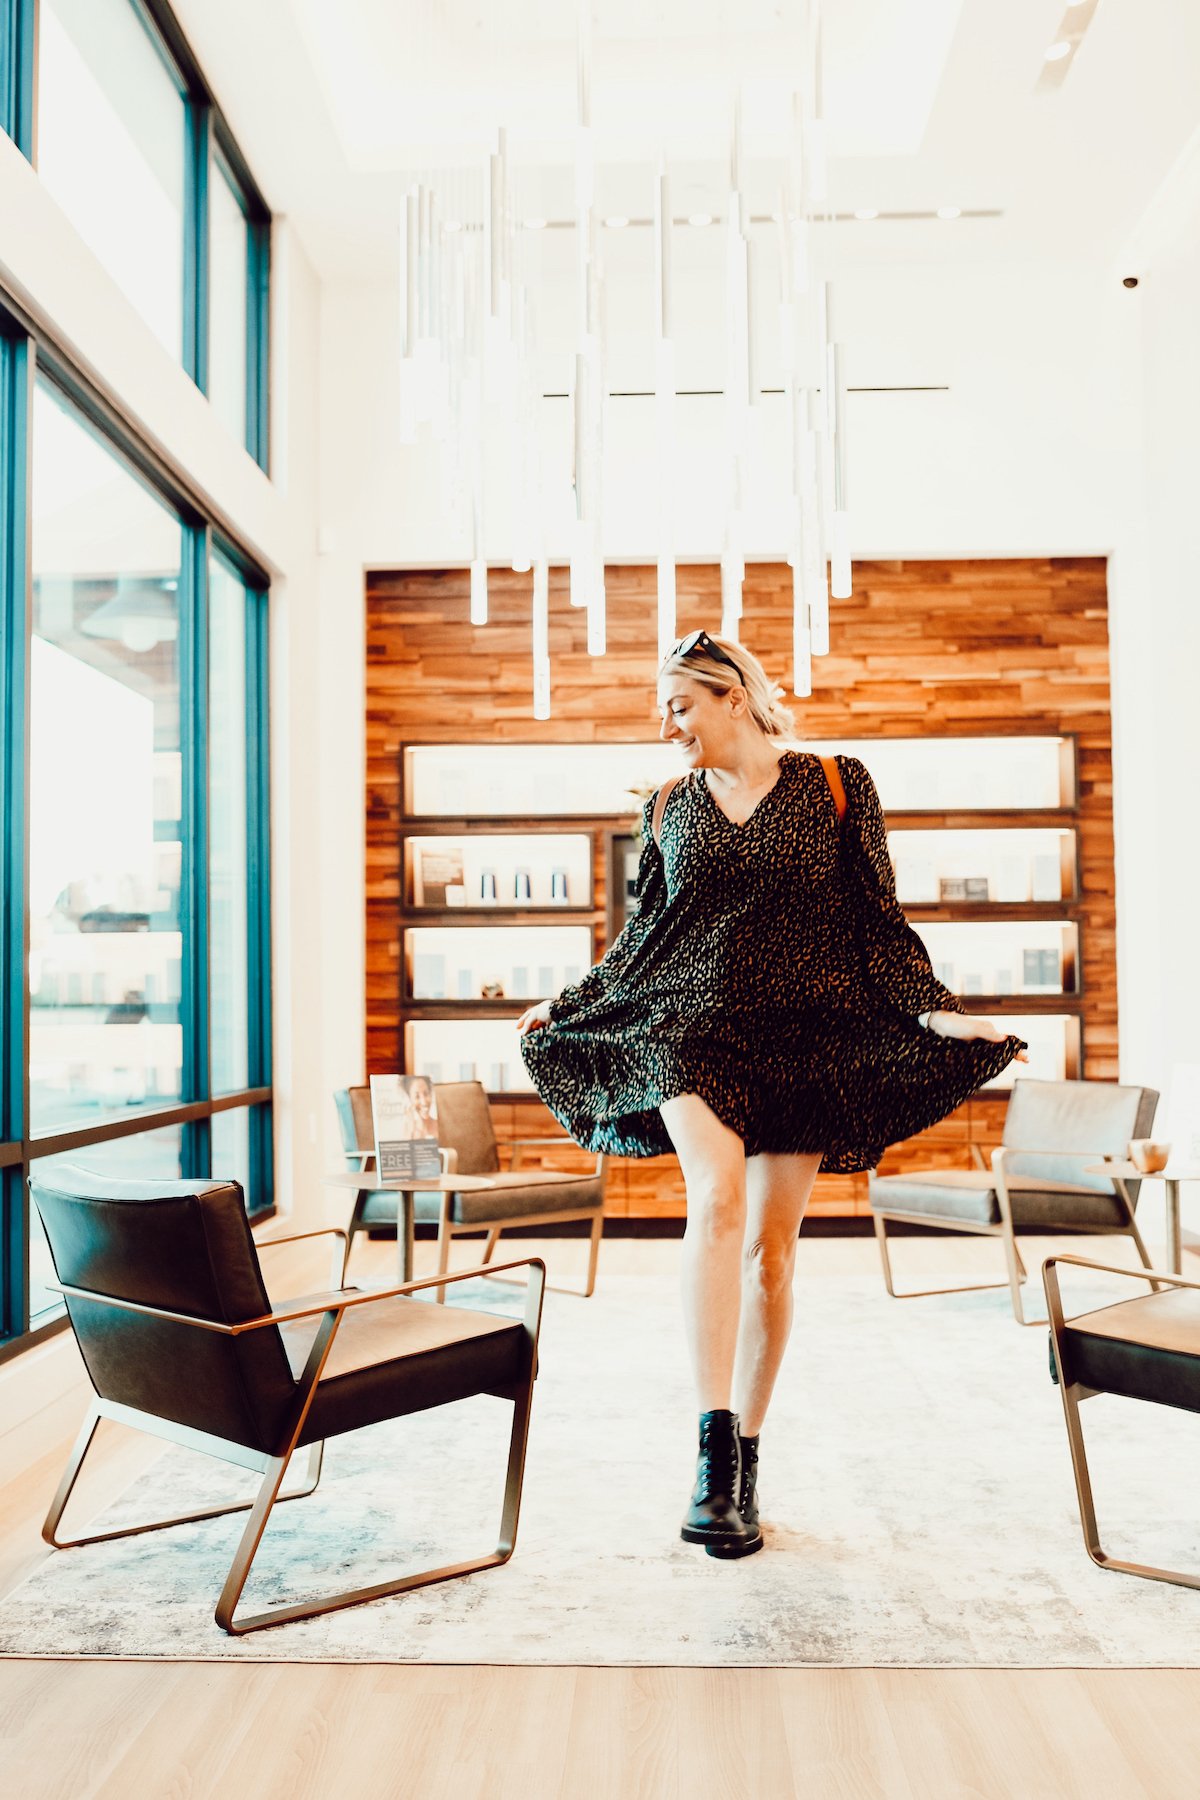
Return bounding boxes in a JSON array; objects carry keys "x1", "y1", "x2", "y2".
[
  {"x1": 684, "y1": 1173, "x2": 745, "y2": 1242},
  {"x1": 742, "y1": 1233, "x2": 797, "y2": 1297}
]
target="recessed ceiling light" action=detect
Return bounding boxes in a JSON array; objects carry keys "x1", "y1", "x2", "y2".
[
  {"x1": 523, "y1": 216, "x2": 548, "y2": 230},
  {"x1": 444, "y1": 219, "x2": 463, "y2": 233},
  {"x1": 604, "y1": 215, "x2": 630, "y2": 228},
  {"x1": 687, "y1": 212, "x2": 713, "y2": 228},
  {"x1": 854, "y1": 208, "x2": 879, "y2": 221},
  {"x1": 1044, "y1": 40, "x2": 1072, "y2": 61},
  {"x1": 936, "y1": 205, "x2": 962, "y2": 221}
]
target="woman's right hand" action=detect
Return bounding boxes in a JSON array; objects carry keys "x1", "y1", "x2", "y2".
[{"x1": 516, "y1": 999, "x2": 553, "y2": 1037}]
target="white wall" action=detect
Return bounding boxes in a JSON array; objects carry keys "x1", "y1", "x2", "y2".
[{"x1": 0, "y1": 142, "x2": 325, "y2": 1453}]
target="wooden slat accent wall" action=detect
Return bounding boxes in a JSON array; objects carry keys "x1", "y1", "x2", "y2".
[{"x1": 365, "y1": 558, "x2": 1116, "y2": 1217}]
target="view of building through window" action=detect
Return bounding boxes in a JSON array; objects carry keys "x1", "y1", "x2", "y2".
[{"x1": 29, "y1": 379, "x2": 184, "y2": 1139}]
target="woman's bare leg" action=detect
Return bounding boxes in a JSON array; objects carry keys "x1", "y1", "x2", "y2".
[
  {"x1": 733, "y1": 1152, "x2": 821, "y2": 1435},
  {"x1": 659, "y1": 1093, "x2": 747, "y2": 1411}
]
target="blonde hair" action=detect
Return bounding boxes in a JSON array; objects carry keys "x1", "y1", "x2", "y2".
[{"x1": 658, "y1": 633, "x2": 796, "y2": 739}]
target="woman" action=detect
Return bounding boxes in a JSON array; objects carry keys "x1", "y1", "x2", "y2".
[
  {"x1": 407, "y1": 1074, "x2": 438, "y2": 1139},
  {"x1": 518, "y1": 630, "x2": 1027, "y2": 1559}
]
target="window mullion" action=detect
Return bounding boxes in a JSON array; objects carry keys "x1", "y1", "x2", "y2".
[
  {"x1": 1, "y1": 0, "x2": 35, "y2": 159},
  {"x1": 180, "y1": 524, "x2": 210, "y2": 1179},
  {"x1": 0, "y1": 330, "x2": 30, "y2": 1342},
  {"x1": 246, "y1": 589, "x2": 272, "y2": 1215},
  {"x1": 183, "y1": 97, "x2": 210, "y2": 393}
]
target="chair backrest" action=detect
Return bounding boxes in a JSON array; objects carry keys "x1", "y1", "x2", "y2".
[
  {"x1": 432, "y1": 1081, "x2": 501, "y2": 1175},
  {"x1": 335, "y1": 1086, "x2": 377, "y2": 1158},
  {"x1": 1001, "y1": 1079, "x2": 1159, "y2": 1194},
  {"x1": 30, "y1": 1165, "x2": 298, "y2": 1455}
]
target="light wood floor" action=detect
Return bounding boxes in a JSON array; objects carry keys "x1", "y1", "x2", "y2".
[{"x1": 4, "y1": 1229, "x2": 1200, "y2": 1800}]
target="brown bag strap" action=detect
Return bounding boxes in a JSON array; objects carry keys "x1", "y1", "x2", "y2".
[
  {"x1": 651, "y1": 776, "x2": 682, "y2": 847},
  {"x1": 820, "y1": 754, "x2": 847, "y2": 823}
]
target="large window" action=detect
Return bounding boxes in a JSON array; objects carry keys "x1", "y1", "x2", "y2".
[
  {"x1": 0, "y1": 341, "x2": 273, "y2": 1360},
  {"x1": 37, "y1": 0, "x2": 186, "y2": 361},
  {"x1": 13, "y1": 0, "x2": 270, "y2": 466},
  {"x1": 30, "y1": 381, "x2": 184, "y2": 1134}
]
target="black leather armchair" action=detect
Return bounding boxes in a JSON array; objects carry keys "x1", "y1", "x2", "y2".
[
  {"x1": 30, "y1": 1165, "x2": 544, "y2": 1636},
  {"x1": 1045, "y1": 1252, "x2": 1200, "y2": 1591}
]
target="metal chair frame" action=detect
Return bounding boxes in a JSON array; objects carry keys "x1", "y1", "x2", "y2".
[
  {"x1": 1043, "y1": 1252, "x2": 1200, "y2": 1591},
  {"x1": 873, "y1": 1144, "x2": 1155, "y2": 1326},
  {"x1": 42, "y1": 1228, "x2": 546, "y2": 1637}
]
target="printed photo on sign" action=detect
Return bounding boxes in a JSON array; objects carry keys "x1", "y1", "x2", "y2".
[{"x1": 369, "y1": 1073, "x2": 441, "y2": 1179}]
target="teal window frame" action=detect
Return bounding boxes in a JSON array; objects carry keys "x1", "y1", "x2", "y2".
[
  {"x1": 5, "y1": 0, "x2": 270, "y2": 469},
  {"x1": 0, "y1": 292, "x2": 274, "y2": 1363},
  {"x1": 0, "y1": 0, "x2": 34, "y2": 156}
]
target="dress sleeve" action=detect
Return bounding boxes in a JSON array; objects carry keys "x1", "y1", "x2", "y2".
[
  {"x1": 547, "y1": 794, "x2": 668, "y2": 1021},
  {"x1": 840, "y1": 756, "x2": 964, "y2": 1020}
]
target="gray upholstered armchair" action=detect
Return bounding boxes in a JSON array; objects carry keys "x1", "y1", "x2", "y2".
[
  {"x1": 30, "y1": 1164, "x2": 544, "y2": 1636},
  {"x1": 868, "y1": 1078, "x2": 1160, "y2": 1325},
  {"x1": 334, "y1": 1081, "x2": 606, "y2": 1298}
]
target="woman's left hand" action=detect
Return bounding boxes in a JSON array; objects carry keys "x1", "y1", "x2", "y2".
[{"x1": 928, "y1": 1010, "x2": 1030, "y2": 1064}]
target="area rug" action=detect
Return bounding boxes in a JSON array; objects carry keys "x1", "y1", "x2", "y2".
[{"x1": 3, "y1": 1269, "x2": 1200, "y2": 1665}]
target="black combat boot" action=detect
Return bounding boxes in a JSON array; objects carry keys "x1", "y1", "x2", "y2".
[
  {"x1": 707, "y1": 1431, "x2": 763, "y2": 1559},
  {"x1": 681, "y1": 1409, "x2": 753, "y2": 1554}
]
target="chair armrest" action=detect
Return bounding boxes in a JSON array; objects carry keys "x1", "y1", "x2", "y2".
[
  {"x1": 1042, "y1": 1253, "x2": 1200, "y2": 1296},
  {"x1": 1041, "y1": 1253, "x2": 1200, "y2": 1351},
  {"x1": 508, "y1": 1137, "x2": 601, "y2": 1177},
  {"x1": 992, "y1": 1147, "x2": 1126, "y2": 1190},
  {"x1": 345, "y1": 1149, "x2": 376, "y2": 1167},
  {"x1": 993, "y1": 1148, "x2": 1121, "y2": 1166},
  {"x1": 47, "y1": 1255, "x2": 546, "y2": 1338},
  {"x1": 255, "y1": 1227, "x2": 349, "y2": 1288},
  {"x1": 255, "y1": 1228, "x2": 349, "y2": 1251},
  {"x1": 440, "y1": 1146, "x2": 459, "y2": 1175}
]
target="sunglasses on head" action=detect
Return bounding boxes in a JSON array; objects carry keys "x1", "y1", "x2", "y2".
[{"x1": 670, "y1": 629, "x2": 743, "y2": 680}]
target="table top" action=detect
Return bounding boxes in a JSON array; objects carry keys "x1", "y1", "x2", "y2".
[
  {"x1": 1084, "y1": 1160, "x2": 1200, "y2": 1183},
  {"x1": 322, "y1": 1167, "x2": 588, "y2": 1193}
]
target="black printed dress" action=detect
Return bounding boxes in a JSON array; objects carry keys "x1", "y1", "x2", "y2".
[{"x1": 520, "y1": 752, "x2": 1026, "y2": 1172}]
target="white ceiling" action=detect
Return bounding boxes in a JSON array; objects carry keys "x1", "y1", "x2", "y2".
[
  {"x1": 293, "y1": 0, "x2": 964, "y2": 165},
  {"x1": 174, "y1": 0, "x2": 1200, "y2": 278}
]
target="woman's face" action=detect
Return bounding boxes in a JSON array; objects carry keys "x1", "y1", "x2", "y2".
[
  {"x1": 657, "y1": 672, "x2": 742, "y2": 767},
  {"x1": 411, "y1": 1079, "x2": 434, "y2": 1120}
]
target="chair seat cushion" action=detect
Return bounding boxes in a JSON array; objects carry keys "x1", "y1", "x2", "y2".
[
  {"x1": 1061, "y1": 1287, "x2": 1200, "y2": 1413},
  {"x1": 868, "y1": 1169, "x2": 1126, "y2": 1228},
  {"x1": 412, "y1": 1172, "x2": 604, "y2": 1227},
  {"x1": 280, "y1": 1295, "x2": 527, "y2": 1448},
  {"x1": 357, "y1": 1188, "x2": 403, "y2": 1226}
]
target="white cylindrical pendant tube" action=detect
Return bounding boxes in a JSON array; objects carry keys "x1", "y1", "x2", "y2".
[
  {"x1": 532, "y1": 558, "x2": 549, "y2": 662},
  {"x1": 830, "y1": 509, "x2": 852, "y2": 601},
  {"x1": 654, "y1": 333, "x2": 676, "y2": 660},
  {"x1": 655, "y1": 161, "x2": 672, "y2": 341},
  {"x1": 470, "y1": 557, "x2": 488, "y2": 626},
  {"x1": 488, "y1": 150, "x2": 504, "y2": 320},
  {"x1": 792, "y1": 560, "x2": 812, "y2": 698},
  {"x1": 403, "y1": 189, "x2": 419, "y2": 358}
]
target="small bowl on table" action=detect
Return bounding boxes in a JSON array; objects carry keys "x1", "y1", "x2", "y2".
[{"x1": 1127, "y1": 1139, "x2": 1172, "y2": 1174}]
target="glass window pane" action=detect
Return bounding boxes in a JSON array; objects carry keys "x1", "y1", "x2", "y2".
[
  {"x1": 28, "y1": 1125, "x2": 183, "y2": 1323},
  {"x1": 30, "y1": 381, "x2": 184, "y2": 1136},
  {"x1": 209, "y1": 157, "x2": 248, "y2": 444},
  {"x1": 37, "y1": 0, "x2": 185, "y2": 360},
  {"x1": 209, "y1": 556, "x2": 249, "y2": 1093},
  {"x1": 210, "y1": 1106, "x2": 251, "y2": 1204}
]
